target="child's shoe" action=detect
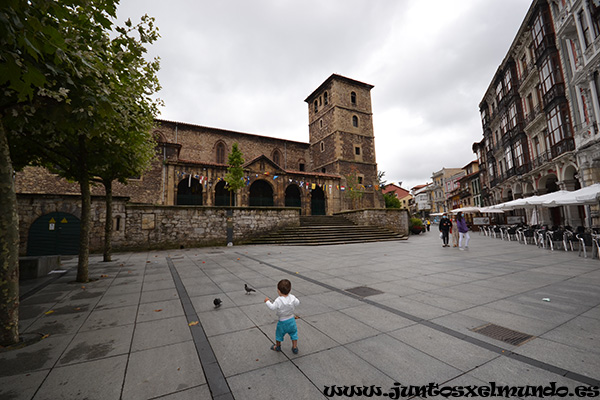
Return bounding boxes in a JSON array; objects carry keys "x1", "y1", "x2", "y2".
[
  {"x1": 292, "y1": 347, "x2": 299, "y2": 354},
  {"x1": 270, "y1": 344, "x2": 281, "y2": 352}
]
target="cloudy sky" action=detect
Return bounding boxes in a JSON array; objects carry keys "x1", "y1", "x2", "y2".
[{"x1": 116, "y1": 0, "x2": 532, "y2": 191}]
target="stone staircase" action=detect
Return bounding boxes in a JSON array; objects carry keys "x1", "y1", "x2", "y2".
[{"x1": 248, "y1": 215, "x2": 407, "y2": 246}]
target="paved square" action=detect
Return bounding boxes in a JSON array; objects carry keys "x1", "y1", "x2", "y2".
[{"x1": 2, "y1": 231, "x2": 599, "y2": 399}]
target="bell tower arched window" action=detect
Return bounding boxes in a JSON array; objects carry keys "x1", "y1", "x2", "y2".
[{"x1": 216, "y1": 142, "x2": 226, "y2": 164}]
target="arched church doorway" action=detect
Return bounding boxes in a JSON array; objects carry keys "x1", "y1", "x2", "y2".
[
  {"x1": 215, "y1": 181, "x2": 234, "y2": 206},
  {"x1": 177, "y1": 178, "x2": 203, "y2": 205},
  {"x1": 27, "y1": 212, "x2": 80, "y2": 256},
  {"x1": 285, "y1": 184, "x2": 301, "y2": 208},
  {"x1": 249, "y1": 180, "x2": 274, "y2": 206},
  {"x1": 311, "y1": 186, "x2": 326, "y2": 215}
]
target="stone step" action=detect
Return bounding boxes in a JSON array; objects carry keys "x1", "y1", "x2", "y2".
[{"x1": 248, "y1": 218, "x2": 407, "y2": 246}]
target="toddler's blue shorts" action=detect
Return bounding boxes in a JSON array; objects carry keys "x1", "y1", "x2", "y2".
[{"x1": 275, "y1": 317, "x2": 298, "y2": 342}]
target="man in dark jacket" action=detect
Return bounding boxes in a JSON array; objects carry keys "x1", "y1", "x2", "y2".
[{"x1": 439, "y1": 213, "x2": 452, "y2": 247}]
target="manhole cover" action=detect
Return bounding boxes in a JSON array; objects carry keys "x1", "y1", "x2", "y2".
[
  {"x1": 345, "y1": 286, "x2": 384, "y2": 297},
  {"x1": 471, "y1": 323, "x2": 534, "y2": 346}
]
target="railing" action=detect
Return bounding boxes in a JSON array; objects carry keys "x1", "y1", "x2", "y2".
[
  {"x1": 542, "y1": 83, "x2": 566, "y2": 109},
  {"x1": 532, "y1": 151, "x2": 552, "y2": 169},
  {"x1": 524, "y1": 104, "x2": 542, "y2": 127},
  {"x1": 550, "y1": 137, "x2": 575, "y2": 158},
  {"x1": 534, "y1": 34, "x2": 556, "y2": 62}
]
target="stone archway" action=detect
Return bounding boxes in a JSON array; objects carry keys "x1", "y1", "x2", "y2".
[
  {"x1": 249, "y1": 180, "x2": 274, "y2": 206},
  {"x1": 310, "y1": 186, "x2": 326, "y2": 215},
  {"x1": 177, "y1": 178, "x2": 203, "y2": 205},
  {"x1": 215, "y1": 180, "x2": 234, "y2": 206},
  {"x1": 285, "y1": 184, "x2": 301, "y2": 208}
]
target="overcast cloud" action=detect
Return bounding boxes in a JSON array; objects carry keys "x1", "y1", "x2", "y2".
[{"x1": 116, "y1": 0, "x2": 532, "y2": 190}]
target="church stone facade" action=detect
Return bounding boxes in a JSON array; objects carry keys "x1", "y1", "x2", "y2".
[{"x1": 16, "y1": 74, "x2": 384, "y2": 217}]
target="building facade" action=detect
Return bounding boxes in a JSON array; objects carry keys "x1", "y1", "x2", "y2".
[
  {"x1": 16, "y1": 74, "x2": 384, "y2": 218},
  {"x1": 476, "y1": 0, "x2": 599, "y2": 227}
]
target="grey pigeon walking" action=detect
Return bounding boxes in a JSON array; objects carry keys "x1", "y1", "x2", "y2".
[
  {"x1": 244, "y1": 284, "x2": 256, "y2": 294},
  {"x1": 213, "y1": 298, "x2": 222, "y2": 308}
]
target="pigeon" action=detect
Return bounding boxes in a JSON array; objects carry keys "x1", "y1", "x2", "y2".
[
  {"x1": 244, "y1": 284, "x2": 256, "y2": 295},
  {"x1": 213, "y1": 298, "x2": 222, "y2": 308}
]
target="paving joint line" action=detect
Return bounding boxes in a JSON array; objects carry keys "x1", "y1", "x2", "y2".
[
  {"x1": 238, "y1": 252, "x2": 600, "y2": 387},
  {"x1": 167, "y1": 257, "x2": 234, "y2": 400}
]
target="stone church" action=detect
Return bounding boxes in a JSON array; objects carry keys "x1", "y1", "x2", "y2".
[{"x1": 17, "y1": 74, "x2": 384, "y2": 215}]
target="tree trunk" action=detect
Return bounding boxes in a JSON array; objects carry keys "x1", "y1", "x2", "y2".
[
  {"x1": 0, "y1": 122, "x2": 20, "y2": 346},
  {"x1": 76, "y1": 135, "x2": 90, "y2": 282},
  {"x1": 103, "y1": 179, "x2": 112, "y2": 262}
]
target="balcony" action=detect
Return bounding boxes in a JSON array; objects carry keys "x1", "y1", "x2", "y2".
[
  {"x1": 542, "y1": 83, "x2": 566, "y2": 110},
  {"x1": 524, "y1": 104, "x2": 542, "y2": 127},
  {"x1": 514, "y1": 163, "x2": 531, "y2": 176},
  {"x1": 550, "y1": 137, "x2": 575, "y2": 158},
  {"x1": 534, "y1": 34, "x2": 556, "y2": 62},
  {"x1": 532, "y1": 150, "x2": 552, "y2": 169}
]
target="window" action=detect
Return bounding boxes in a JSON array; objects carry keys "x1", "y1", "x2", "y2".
[
  {"x1": 321, "y1": 168, "x2": 326, "y2": 173},
  {"x1": 355, "y1": 146, "x2": 361, "y2": 155},
  {"x1": 539, "y1": 57, "x2": 556, "y2": 95},
  {"x1": 352, "y1": 115, "x2": 358, "y2": 127},
  {"x1": 579, "y1": 10, "x2": 591, "y2": 48},
  {"x1": 504, "y1": 70, "x2": 512, "y2": 93},
  {"x1": 505, "y1": 147, "x2": 513, "y2": 170},
  {"x1": 319, "y1": 119, "x2": 323, "y2": 128},
  {"x1": 547, "y1": 105, "x2": 570, "y2": 145},
  {"x1": 508, "y1": 103, "x2": 518, "y2": 129},
  {"x1": 320, "y1": 141, "x2": 325, "y2": 152},
  {"x1": 496, "y1": 82, "x2": 504, "y2": 102},
  {"x1": 314, "y1": 100, "x2": 318, "y2": 113},
  {"x1": 532, "y1": 13, "x2": 545, "y2": 48},
  {"x1": 500, "y1": 114, "x2": 508, "y2": 134},
  {"x1": 358, "y1": 176, "x2": 363, "y2": 184},
  {"x1": 351, "y1": 92, "x2": 356, "y2": 105},
  {"x1": 299, "y1": 163, "x2": 305, "y2": 171},
  {"x1": 514, "y1": 141, "x2": 524, "y2": 167},
  {"x1": 581, "y1": 88, "x2": 590, "y2": 124},
  {"x1": 273, "y1": 150, "x2": 281, "y2": 166},
  {"x1": 324, "y1": 92, "x2": 328, "y2": 105},
  {"x1": 534, "y1": 136, "x2": 541, "y2": 157},
  {"x1": 216, "y1": 142, "x2": 225, "y2": 164}
]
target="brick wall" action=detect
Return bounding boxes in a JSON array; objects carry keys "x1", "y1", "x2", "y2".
[{"x1": 337, "y1": 208, "x2": 409, "y2": 236}]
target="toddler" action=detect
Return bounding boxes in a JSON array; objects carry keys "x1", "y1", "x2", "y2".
[{"x1": 264, "y1": 279, "x2": 300, "y2": 354}]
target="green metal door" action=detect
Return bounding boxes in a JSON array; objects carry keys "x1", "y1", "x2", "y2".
[{"x1": 27, "y1": 212, "x2": 80, "y2": 256}]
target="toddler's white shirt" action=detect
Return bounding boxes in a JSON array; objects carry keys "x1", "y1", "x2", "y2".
[{"x1": 265, "y1": 294, "x2": 299, "y2": 321}]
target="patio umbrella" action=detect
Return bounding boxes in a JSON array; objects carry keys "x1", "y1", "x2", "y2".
[
  {"x1": 574, "y1": 183, "x2": 600, "y2": 204},
  {"x1": 450, "y1": 207, "x2": 481, "y2": 214}
]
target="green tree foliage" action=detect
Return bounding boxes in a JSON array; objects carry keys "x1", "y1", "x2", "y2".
[
  {"x1": 224, "y1": 143, "x2": 245, "y2": 206},
  {"x1": 0, "y1": 0, "x2": 160, "y2": 345},
  {"x1": 383, "y1": 192, "x2": 401, "y2": 208},
  {"x1": 344, "y1": 168, "x2": 365, "y2": 209}
]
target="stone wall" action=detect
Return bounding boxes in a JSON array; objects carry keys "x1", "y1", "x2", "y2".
[
  {"x1": 16, "y1": 194, "x2": 300, "y2": 254},
  {"x1": 336, "y1": 208, "x2": 409, "y2": 237}
]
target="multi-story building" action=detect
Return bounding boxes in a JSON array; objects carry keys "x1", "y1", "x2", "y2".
[
  {"x1": 410, "y1": 184, "x2": 432, "y2": 217},
  {"x1": 430, "y1": 168, "x2": 464, "y2": 213},
  {"x1": 476, "y1": 0, "x2": 591, "y2": 227}
]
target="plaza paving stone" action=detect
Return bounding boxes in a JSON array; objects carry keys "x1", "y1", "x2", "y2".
[{"x1": 2, "y1": 230, "x2": 600, "y2": 399}]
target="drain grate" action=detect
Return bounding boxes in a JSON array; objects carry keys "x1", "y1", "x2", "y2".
[
  {"x1": 471, "y1": 323, "x2": 535, "y2": 346},
  {"x1": 345, "y1": 286, "x2": 384, "y2": 297}
]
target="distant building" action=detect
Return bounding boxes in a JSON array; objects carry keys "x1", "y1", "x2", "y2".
[
  {"x1": 410, "y1": 183, "x2": 432, "y2": 217},
  {"x1": 430, "y1": 168, "x2": 463, "y2": 213},
  {"x1": 382, "y1": 184, "x2": 412, "y2": 208}
]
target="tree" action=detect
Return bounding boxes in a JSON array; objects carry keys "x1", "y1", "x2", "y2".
[
  {"x1": 377, "y1": 170, "x2": 387, "y2": 189},
  {"x1": 383, "y1": 192, "x2": 401, "y2": 208},
  {"x1": 224, "y1": 143, "x2": 245, "y2": 206},
  {"x1": 0, "y1": 0, "x2": 160, "y2": 345},
  {"x1": 344, "y1": 168, "x2": 365, "y2": 209}
]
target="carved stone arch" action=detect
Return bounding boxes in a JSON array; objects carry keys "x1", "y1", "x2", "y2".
[
  {"x1": 154, "y1": 130, "x2": 167, "y2": 143},
  {"x1": 512, "y1": 182, "x2": 523, "y2": 199}
]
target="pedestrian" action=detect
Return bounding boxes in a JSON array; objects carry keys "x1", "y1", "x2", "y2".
[
  {"x1": 457, "y1": 211, "x2": 470, "y2": 250},
  {"x1": 426, "y1": 219, "x2": 431, "y2": 232},
  {"x1": 439, "y1": 213, "x2": 452, "y2": 247},
  {"x1": 451, "y1": 215, "x2": 459, "y2": 247},
  {"x1": 265, "y1": 279, "x2": 300, "y2": 354}
]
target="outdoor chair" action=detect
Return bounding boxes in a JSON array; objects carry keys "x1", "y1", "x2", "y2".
[
  {"x1": 563, "y1": 231, "x2": 575, "y2": 252},
  {"x1": 592, "y1": 235, "x2": 600, "y2": 259},
  {"x1": 535, "y1": 229, "x2": 546, "y2": 248},
  {"x1": 493, "y1": 225, "x2": 502, "y2": 239},
  {"x1": 576, "y1": 233, "x2": 593, "y2": 258},
  {"x1": 507, "y1": 226, "x2": 518, "y2": 241}
]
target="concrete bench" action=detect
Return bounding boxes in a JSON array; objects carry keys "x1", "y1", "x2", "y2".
[{"x1": 19, "y1": 256, "x2": 62, "y2": 280}]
